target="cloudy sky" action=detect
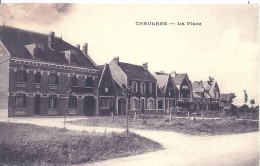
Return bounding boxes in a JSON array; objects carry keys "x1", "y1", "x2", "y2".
[{"x1": 0, "y1": 4, "x2": 259, "y2": 105}]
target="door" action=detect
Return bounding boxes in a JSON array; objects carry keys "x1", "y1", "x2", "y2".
[
  {"x1": 34, "y1": 94, "x2": 40, "y2": 115},
  {"x1": 118, "y1": 98, "x2": 126, "y2": 115},
  {"x1": 141, "y1": 99, "x2": 145, "y2": 114},
  {"x1": 84, "y1": 96, "x2": 95, "y2": 116}
]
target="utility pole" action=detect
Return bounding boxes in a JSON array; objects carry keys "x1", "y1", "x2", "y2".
[
  {"x1": 64, "y1": 77, "x2": 72, "y2": 128},
  {"x1": 122, "y1": 84, "x2": 132, "y2": 136}
]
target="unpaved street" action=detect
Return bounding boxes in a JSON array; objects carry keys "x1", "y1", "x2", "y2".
[{"x1": 1, "y1": 117, "x2": 259, "y2": 166}]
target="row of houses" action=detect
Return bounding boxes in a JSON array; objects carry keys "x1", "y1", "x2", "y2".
[{"x1": 0, "y1": 26, "x2": 222, "y2": 117}]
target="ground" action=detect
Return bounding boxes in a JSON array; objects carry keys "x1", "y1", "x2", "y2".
[{"x1": 0, "y1": 117, "x2": 258, "y2": 166}]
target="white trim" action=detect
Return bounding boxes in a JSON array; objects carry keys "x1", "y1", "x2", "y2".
[
  {"x1": 10, "y1": 57, "x2": 98, "y2": 73},
  {"x1": 0, "y1": 41, "x2": 11, "y2": 57}
]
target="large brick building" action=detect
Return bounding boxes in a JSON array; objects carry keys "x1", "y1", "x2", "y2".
[{"x1": 0, "y1": 25, "x2": 99, "y2": 117}]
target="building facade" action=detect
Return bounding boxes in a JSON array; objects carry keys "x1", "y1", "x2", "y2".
[
  {"x1": 0, "y1": 26, "x2": 99, "y2": 117},
  {"x1": 154, "y1": 72, "x2": 178, "y2": 114},
  {"x1": 109, "y1": 57, "x2": 157, "y2": 115}
]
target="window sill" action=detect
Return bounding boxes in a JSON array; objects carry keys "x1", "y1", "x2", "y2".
[
  {"x1": 16, "y1": 82, "x2": 27, "y2": 88},
  {"x1": 48, "y1": 84, "x2": 58, "y2": 90},
  {"x1": 15, "y1": 108, "x2": 27, "y2": 115},
  {"x1": 35, "y1": 83, "x2": 41, "y2": 89}
]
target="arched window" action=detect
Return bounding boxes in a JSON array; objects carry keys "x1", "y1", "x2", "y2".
[
  {"x1": 140, "y1": 82, "x2": 146, "y2": 94},
  {"x1": 69, "y1": 95, "x2": 77, "y2": 108},
  {"x1": 15, "y1": 93, "x2": 26, "y2": 108},
  {"x1": 16, "y1": 70, "x2": 27, "y2": 82},
  {"x1": 49, "y1": 73, "x2": 58, "y2": 84},
  {"x1": 48, "y1": 95, "x2": 58, "y2": 109},
  {"x1": 35, "y1": 72, "x2": 41, "y2": 83},
  {"x1": 130, "y1": 98, "x2": 138, "y2": 110},
  {"x1": 132, "y1": 81, "x2": 137, "y2": 93},
  {"x1": 158, "y1": 99, "x2": 164, "y2": 109},
  {"x1": 86, "y1": 77, "x2": 94, "y2": 87},
  {"x1": 147, "y1": 99, "x2": 154, "y2": 109}
]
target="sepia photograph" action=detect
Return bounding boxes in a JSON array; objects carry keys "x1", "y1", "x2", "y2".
[{"x1": 0, "y1": 1, "x2": 259, "y2": 166}]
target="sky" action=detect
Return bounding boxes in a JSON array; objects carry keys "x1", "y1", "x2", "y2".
[{"x1": 0, "y1": 3, "x2": 259, "y2": 106}]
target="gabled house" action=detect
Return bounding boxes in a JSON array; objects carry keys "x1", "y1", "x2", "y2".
[
  {"x1": 109, "y1": 57, "x2": 157, "y2": 114},
  {"x1": 0, "y1": 25, "x2": 99, "y2": 117},
  {"x1": 171, "y1": 72, "x2": 193, "y2": 110},
  {"x1": 153, "y1": 72, "x2": 178, "y2": 114},
  {"x1": 192, "y1": 80, "x2": 220, "y2": 111},
  {"x1": 97, "y1": 64, "x2": 117, "y2": 116}
]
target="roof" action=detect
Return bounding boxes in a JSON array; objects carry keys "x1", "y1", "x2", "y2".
[
  {"x1": 171, "y1": 74, "x2": 187, "y2": 85},
  {"x1": 153, "y1": 72, "x2": 178, "y2": 92},
  {"x1": 220, "y1": 93, "x2": 230, "y2": 101},
  {"x1": 153, "y1": 73, "x2": 168, "y2": 92},
  {"x1": 0, "y1": 25, "x2": 97, "y2": 69},
  {"x1": 118, "y1": 62, "x2": 156, "y2": 82},
  {"x1": 97, "y1": 65, "x2": 105, "y2": 78},
  {"x1": 192, "y1": 81, "x2": 205, "y2": 93}
]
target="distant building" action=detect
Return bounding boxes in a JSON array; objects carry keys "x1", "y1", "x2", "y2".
[
  {"x1": 153, "y1": 72, "x2": 178, "y2": 114},
  {"x1": 192, "y1": 81, "x2": 220, "y2": 111},
  {"x1": 109, "y1": 57, "x2": 157, "y2": 115},
  {"x1": 171, "y1": 72, "x2": 193, "y2": 111},
  {"x1": 0, "y1": 25, "x2": 99, "y2": 117}
]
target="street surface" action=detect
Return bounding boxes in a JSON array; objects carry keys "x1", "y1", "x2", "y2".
[{"x1": 0, "y1": 117, "x2": 258, "y2": 166}]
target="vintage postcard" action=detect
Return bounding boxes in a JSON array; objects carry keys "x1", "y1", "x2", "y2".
[{"x1": 0, "y1": 1, "x2": 259, "y2": 166}]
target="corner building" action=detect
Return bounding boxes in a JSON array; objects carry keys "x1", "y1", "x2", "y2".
[{"x1": 0, "y1": 26, "x2": 99, "y2": 117}]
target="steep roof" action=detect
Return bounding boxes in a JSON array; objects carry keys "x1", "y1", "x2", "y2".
[
  {"x1": 153, "y1": 72, "x2": 178, "y2": 92},
  {"x1": 0, "y1": 25, "x2": 97, "y2": 69},
  {"x1": 118, "y1": 62, "x2": 156, "y2": 82},
  {"x1": 97, "y1": 65, "x2": 105, "y2": 78},
  {"x1": 153, "y1": 73, "x2": 168, "y2": 92},
  {"x1": 192, "y1": 81, "x2": 204, "y2": 93},
  {"x1": 172, "y1": 74, "x2": 187, "y2": 85}
]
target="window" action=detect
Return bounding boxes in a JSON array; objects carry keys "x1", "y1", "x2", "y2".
[
  {"x1": 35, "y1": 72, "x2": 41, "y2": 83},
  {"x1": 71, "y1": 75, "x2": 78, "y2": 86},
  {"x1": 104, "y1": 82, "x2": 110, "y2": 93},
  {"x1": 130, "y1": 98, "x2": 138, "y2": 110},
  {"x1": 149, "y1": 83, "x2": 153, "y2": 94},
  {"x1": 86, "y1": 77, "x2": 94, "y2": 87},
  {"x1": 214, "y1": 91, "x2": 219, "y2": 98},
  {"x1": 49, "y1": 73, "x2": 58, "y2": 84},
  {"x1": 147, "y1": 99, "x2": 154, "y2": 109},
  {"x1": 158, "y1": 100, "x2": 164, "y2": 109},
  {"x1": 69, "y1": 95, "x2": 77, "y2": 108},
  {"x1": 101, "y1": 97, "x2": 112, "y2": 108},
  {"x1": 140, "y1": 82, "x2": 146, "y2": 94},
  {"x1": 132, "y1": 81, "x2": 137, "y2": 93},
  {"x1": 48, "y1": 95, "x2": 58, "y2": 109},
  {"x1": 15, "y1": 93, "x2": 26, "y2": 108},
  {"x1": 16, "y1": 70, "x2": 27, "y2": 82}
]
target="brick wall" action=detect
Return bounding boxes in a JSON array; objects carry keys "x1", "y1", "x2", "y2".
[{"x1": 0, "y1": 42, "x2": 9, "y2": 109}]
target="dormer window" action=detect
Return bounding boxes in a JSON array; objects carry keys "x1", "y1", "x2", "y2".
[
  {"x1": 65, "y1": 50, "x2": 77, "y2": 64},
  {"x1": 25, "y1": 43, "x2": 44, "y2": 58}
]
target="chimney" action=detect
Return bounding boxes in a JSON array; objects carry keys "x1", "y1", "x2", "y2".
[
  {"x1": 82, "y1": 43, "x2": 88, "y2": 55},
  {"x1": 48, "y1": 31, "x2": 55, "y2": 50},
  {"x1": 143, "y1": 62, "x2": 148, "y2": 70},
  {"x1": 113, "y1": 56, "x2": 119, "y2": 64},
  {"x1": 75, "y1": 44, "x2": 80, "y2": 50},
  {"x1": 171, "y1": 71, "x2": 176, "y2": 77}
]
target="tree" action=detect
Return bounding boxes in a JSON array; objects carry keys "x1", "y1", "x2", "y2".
[
  {"x1": 250, "y1": 99, "x2": 255, "y2": 108},
  {"x1": 201, "y1": 76, "x2": 214, "y2": 119},
  {"x1": 122, "y1": 84, "x2": 132, "y2": 135},
  {"x1": 243, "y1": 90, "x2": 248, "y2": 120},
  {"x1": 228, "y1": 93, "x2": 236, "y2": 104}
]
